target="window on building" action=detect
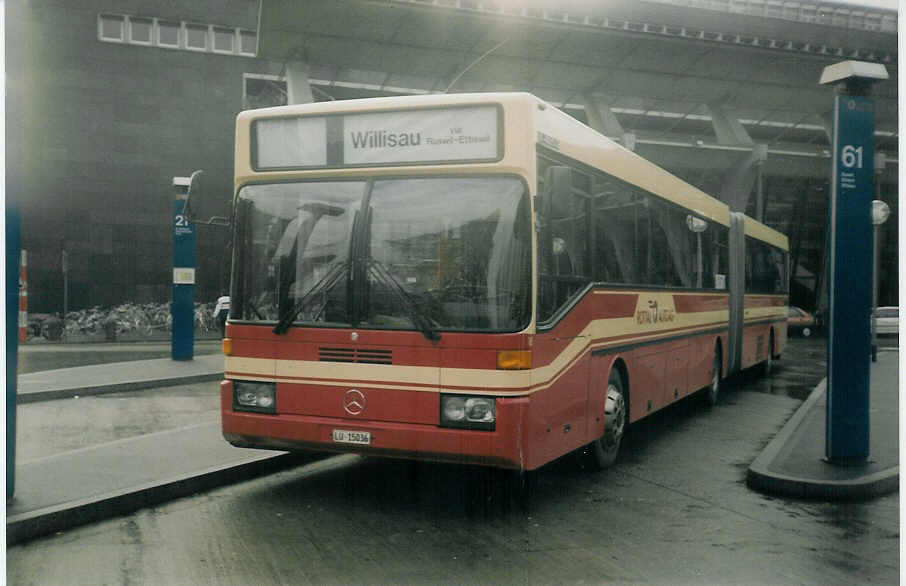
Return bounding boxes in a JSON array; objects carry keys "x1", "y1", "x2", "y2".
[
  {"x1": 185, "y1": 24, "x2": 208, "y2": 50},
  {"x1": 129, "y1": 17, "x2": 153, "y2": 44},
  {"x1": 158, "y1": 21, "x2": 180, "y2": 47},
  {"x1": 240, "y1": 30, "x2": 257, "y2": 55},
  {"x1": 99, "y1": 13, "x2": 255, "y2": 58},
  {"x1": 99, "y1": 14, "x2": 125, "y2": 41},
  {"x1": 243, "y1": 74, "x2": 287, "y2": 110},
  {"x1": 213, "y1": 27, "x2": 234, "y2": 53}
]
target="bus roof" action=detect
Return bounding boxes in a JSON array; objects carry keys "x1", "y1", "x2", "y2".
[{"x1": 236, "y1": 91, "x2": 537, "y2": 122}]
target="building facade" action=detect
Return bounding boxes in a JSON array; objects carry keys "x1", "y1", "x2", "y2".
[{"x1": 7, "y1": 0, "x2": 287, "y2": 312}]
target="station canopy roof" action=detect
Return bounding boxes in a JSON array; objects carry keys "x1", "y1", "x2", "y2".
[{"x1": 256, "y1": 0, "x2": 898, "y2": 174}]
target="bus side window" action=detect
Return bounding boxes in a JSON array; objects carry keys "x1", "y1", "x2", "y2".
[
  {"x1": 705, "y1": 224, "x2": 730, "y2": 289},
  {"x1": 592, "y1": 177, "x2": 634, "y2": 285},
  {"x1": 537, "y1": 159, "x2": 592, "y2": 323},
  {"x1": 650, "y1": 202, "x2": 692, "y2": 288},
  {"x1": 746, "y1": 238, "x2": 784, "y2": 294}
]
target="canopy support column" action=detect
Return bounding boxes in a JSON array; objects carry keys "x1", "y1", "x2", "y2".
[
  {"x1": 582, "y1": 94, "x2": 636, "y2": 151},
  {"x1": 708, "y1": 102, "x2": 767, "y2": 213},
  {"x1": 286, "y1": 60, "x2": 314, "y2": 105}
]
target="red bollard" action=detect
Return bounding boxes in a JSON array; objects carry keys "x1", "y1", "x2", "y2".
[{"x1": 18, "y1": 250, "x2": 27, "y2": 342}]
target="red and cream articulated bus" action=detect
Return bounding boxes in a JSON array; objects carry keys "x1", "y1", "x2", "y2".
[{"x1": 219, "y1": 92, "x2": 788, "y2": 472}]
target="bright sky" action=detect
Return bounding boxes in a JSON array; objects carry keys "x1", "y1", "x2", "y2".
[{"x1": 822, "y1": 0, "x2": 898, "y2": 9}]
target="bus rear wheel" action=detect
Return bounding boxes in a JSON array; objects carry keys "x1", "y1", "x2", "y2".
[{"x1": 583, "y1": 369, "x2": 626, "y2": 471}]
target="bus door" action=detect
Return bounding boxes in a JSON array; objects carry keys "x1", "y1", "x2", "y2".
[
  {"x1": 532, "y1": 325, "x2": 591, "y2": 464},
  {"x1": 533, "y1": 165, "x2": 592, "y2": 462}
]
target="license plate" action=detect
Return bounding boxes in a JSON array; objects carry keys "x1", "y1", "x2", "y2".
[{"x1": 332, "y1": 429, "x2": 371, "y2": 445}]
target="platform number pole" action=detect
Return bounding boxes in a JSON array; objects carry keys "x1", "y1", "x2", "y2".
[
  {"x1": 820, "y1": 62, "x2": 887, "y2": 464},
  {"x1": 172, "y1": 177, "x2": 196, "y2": 360}
]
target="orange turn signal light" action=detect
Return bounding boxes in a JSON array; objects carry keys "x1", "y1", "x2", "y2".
[
  {"x1": 222, "y1": 337, "x2": 233, "y2": 356},
  {"x1": 497, "y1": 349, "x2": 531, "y2": 370}
]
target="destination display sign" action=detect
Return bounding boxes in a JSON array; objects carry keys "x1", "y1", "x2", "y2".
[
  {"x1": 255, "y1": 116, "x2": 328, "y2": 168},
  {"x1": 342, "y1": 106, "x2": 498, "y2": 165},
  {"x1": 253, "y1": 105, "x2": 500, "y2": 169}
]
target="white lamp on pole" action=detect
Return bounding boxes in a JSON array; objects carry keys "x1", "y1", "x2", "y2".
[{"x1": 870, "y1": 199, "x2": 890, "y2": 361}]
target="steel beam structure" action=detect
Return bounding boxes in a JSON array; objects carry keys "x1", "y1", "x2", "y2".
[
  {"x1": 582, "y1": 94, "x2": 636, "y2": 151},
  {"x1": 255, "y1": 0, "x2": 897, "y2": 167},
  {"x1": 254, "y1": 0, "x2": 898, "y2": 311}
]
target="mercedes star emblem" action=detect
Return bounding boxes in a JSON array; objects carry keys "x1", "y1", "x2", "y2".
[{"x1": 344, "y1": 389, "x2": 366, "y2": 415}]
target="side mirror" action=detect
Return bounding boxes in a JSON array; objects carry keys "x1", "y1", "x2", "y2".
[{"x1": 181, "y1": 169, "x2": 231, "y2": 227}]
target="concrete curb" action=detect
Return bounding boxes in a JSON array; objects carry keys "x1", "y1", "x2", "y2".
[
  {"x1": 6, "y1": 452, "x2": 306, "y2": 545},
  {"x1": 17, "y1": 373, "x2": 224, "y2": 404},
  {"x1": 746, "y1": 378, "x2": 899, "y2": 500}
]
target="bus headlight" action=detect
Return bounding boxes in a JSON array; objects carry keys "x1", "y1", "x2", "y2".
[
  {"x1": 232, "y1": 381, "x2": 276, "y2": 414},
  {"x1": 440, "y1": 394, "x2": 496, "y2": 430}
]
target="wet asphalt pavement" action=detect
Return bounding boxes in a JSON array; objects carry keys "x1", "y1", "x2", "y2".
[
  {"x1": 739, "y1": 332, "x2": 827, "y2": 401},
  {"x1": 7, "y1": 336, "x2": 899, "y2": 584}
]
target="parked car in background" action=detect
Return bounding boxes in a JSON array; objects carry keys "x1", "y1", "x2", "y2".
[
  {"x1": 873, "y1": 306, "x2": 899, "y2": 335},
  {"x1": 787, "y1": 306, "x2": 816, "y2": 337}
]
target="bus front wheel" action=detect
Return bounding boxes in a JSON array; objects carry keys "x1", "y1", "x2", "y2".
[{"x1": 584, "y1": 369, "x2": 626, "y2": 470}]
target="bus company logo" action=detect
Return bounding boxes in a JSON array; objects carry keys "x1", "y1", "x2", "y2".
[
  {"x1": 636, "y1": 299, "x2": 675, "y2": 325},
  {"x1": 344, "y1": 389, "x2": 366, "y2": 415}
]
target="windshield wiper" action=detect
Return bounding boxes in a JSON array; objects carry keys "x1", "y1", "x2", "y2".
[
  {"x1": 369, "y1": 259, "x2": 440, "y2": 342},
  {"x1": 272, "y1": 261, "x2": 348, "y2": 334}
]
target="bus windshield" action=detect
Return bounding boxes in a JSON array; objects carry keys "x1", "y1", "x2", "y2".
[{"x1": 232, "y1": 176, "x2": 532, "y2": 334}]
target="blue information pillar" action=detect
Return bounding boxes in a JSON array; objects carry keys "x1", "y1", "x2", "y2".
[
  {"x1": 825, "y1": 93, "x2": 875, "y2": 463},
  {"x1": 172, "y1": 177, "x2": 196, "y2": 360}
]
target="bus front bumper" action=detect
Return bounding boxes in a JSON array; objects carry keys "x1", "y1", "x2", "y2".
[{"x1": 222, "y1": 388, "x2": 531, "y2": 470}]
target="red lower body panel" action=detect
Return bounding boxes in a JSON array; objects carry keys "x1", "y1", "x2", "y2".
[
  {"x1": 221, "y1": 381, "x2": 532, "y2": 469},
  {"x1": 741, "y1": 319, "x2": 787, "y2": 370}
]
